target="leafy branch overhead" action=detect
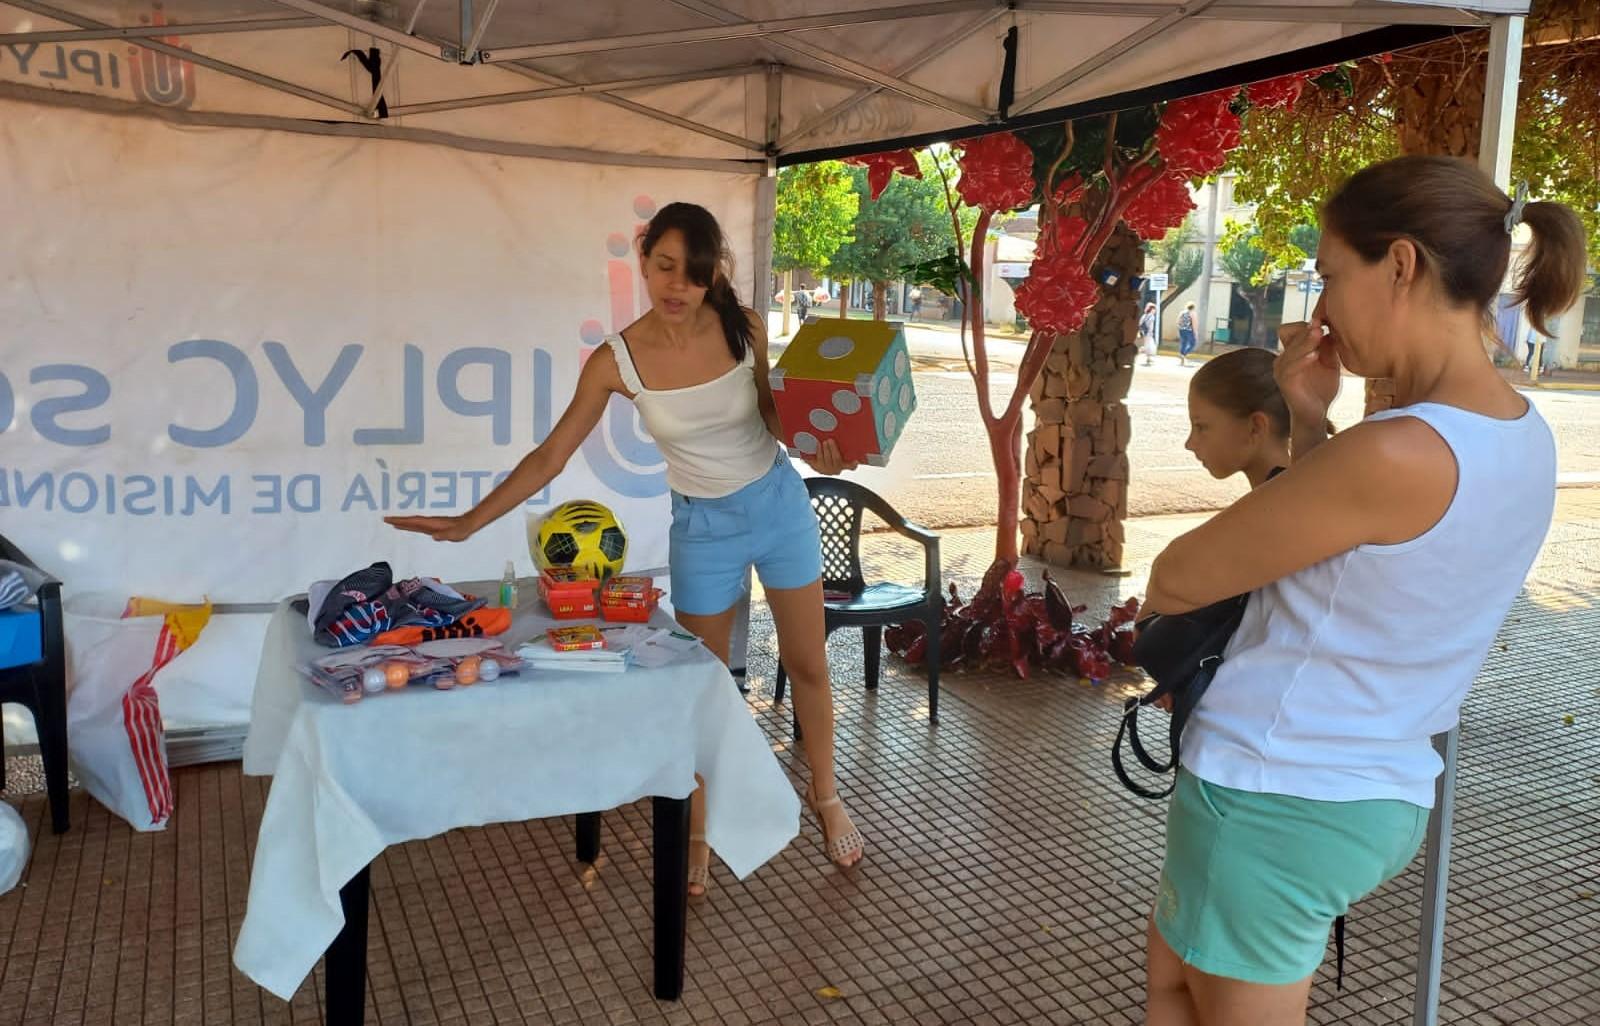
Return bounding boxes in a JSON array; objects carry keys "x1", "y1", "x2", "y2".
[
  {"x1": 772, "y1": 162, "x2": 858, "y2": 275},
  {"x1": 900, "y1": 248, "x2": 975, "y2": 300},
  {"x1": 1228, "y1": 1, "x2": 1600, "y2": 268}
]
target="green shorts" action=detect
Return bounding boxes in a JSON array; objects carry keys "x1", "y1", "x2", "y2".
[{"x1": 1153, "y1": 770, "x2": 1428, "y2": 984}]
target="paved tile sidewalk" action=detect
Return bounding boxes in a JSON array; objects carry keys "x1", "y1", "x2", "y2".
[{"x1": 2, "y1": 496, "x2": 1596, "y2": 1024}]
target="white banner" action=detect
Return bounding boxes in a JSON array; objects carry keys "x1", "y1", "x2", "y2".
[{"x1": 1, "y1": 97, "x2": 758, "y2": 602}]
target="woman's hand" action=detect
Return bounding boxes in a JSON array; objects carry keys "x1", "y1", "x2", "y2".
[
  {"x1": 805, "y1": 439, "x2": 858, "y2": 476},
  {"x1": 1275, "y1": 312, "x2": 1341, "y2": 423},
  {"x1": 384, "y1": 514, "x2": 477, "y2": 543}
]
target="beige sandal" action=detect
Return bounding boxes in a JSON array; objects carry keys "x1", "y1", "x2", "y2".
[
  {"x1": 687, "y1": 834, "x2": 710, "y2": 896},
  {"x1": 805, "y1": 784, "x2": 865, "y2": 868}
]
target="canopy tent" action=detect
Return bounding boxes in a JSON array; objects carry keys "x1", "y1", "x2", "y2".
[
  {"x1": 1, "y1": 4, "x2": 1529, "y2": 1023},
  {"x1": 2, "y1": 0, "x2": 1523, "y2": 270},
  {"x1": 0, "y1": 1, "x2": 1522, "y2": 165}
]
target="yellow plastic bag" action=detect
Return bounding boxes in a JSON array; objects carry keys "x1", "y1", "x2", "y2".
[{"x1": 122, "y1": 597, "x2": 212, "y2": 654}]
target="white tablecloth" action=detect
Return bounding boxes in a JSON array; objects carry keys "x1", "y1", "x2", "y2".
[{"x1": 233, "y1": 583, "x2": 799, "y2": 1001}]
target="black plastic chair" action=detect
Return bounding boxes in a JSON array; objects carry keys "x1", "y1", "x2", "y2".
[
  {"x1": 774, "y1": 478, "x2": 942, "y2": 726},
  {"x1": 0, "y1": 535, "x2": 69, "y2": 833}
]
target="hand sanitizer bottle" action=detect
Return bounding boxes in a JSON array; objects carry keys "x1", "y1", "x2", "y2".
[{"x1": 499, "y1": 560, "x2": 517, "y2": 609}]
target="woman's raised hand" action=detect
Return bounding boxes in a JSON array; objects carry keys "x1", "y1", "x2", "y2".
[
  {"x1": 1275, "y1": 312, "x2": 1342, "y2": 423},
  {"x1": 805, "y1": 439, "x2": 858, "y2": 476},
  {"x1": 384, "y1": 514, "x2": 477, "y2": 543}
]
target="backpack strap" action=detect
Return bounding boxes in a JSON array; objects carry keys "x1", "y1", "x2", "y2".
[
  {"x1": 1334, "y1": 914, "x2": 1347, "y2": 990},
  {"x1": 1113, "y1": 697, "x2": 1178, "y2": 800},
  {"x1": 1112, "y1": 651, "x2": 1228, "y2": 801}
]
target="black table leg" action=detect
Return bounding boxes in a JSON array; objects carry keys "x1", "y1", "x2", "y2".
[
  {"x1": 575, "y1": 811, "x2": 601, "y2": 864},
  {"x1": 325, "y1": 863, "x2": 371, "y2": 1026},
  {"x1": 652, "y1": 796, "x2": 689, "y2": 1001}
]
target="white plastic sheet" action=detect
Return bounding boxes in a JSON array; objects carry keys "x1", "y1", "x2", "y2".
[{"x1": 0, "y1": 801, "x2": 27, "y2": 895}]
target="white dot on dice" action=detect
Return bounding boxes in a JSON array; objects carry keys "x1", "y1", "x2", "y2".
[
  {"x1": 832, "y1": 390, "x2": 862, "y2": 415},
  {"x1": 877, "y1": 377, "x2": 891, "y2": 404},
  {"x1": 895, "y1": 350, "x2": 908, "y2": 376},
  {"x1": 793, "y1": 431, "x2": 820, "y2": 455},
  {"x1": 884, "y1": 412, "x2": 898, "y2": 438},
  {"x1": 810, "y1": 409, "x2": 838, "y2": 432},
  {"x1": 818, "y1": 336, "x2": 855, "y2": 360},
  {"x1": 899, "y1": 383, "x2": 913, "y2": 411}
]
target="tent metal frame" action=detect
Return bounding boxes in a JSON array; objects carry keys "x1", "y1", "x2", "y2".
[{"x1": 1, "y1": 0, "x2": 1493, "y2": 166}]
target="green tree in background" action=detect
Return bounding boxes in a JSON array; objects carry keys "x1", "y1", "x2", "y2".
[
  {"x1": 1144, "y1": 214, "x2": 1203, "y2": 302},
  {"x1": 830, "y1": 150, "x2": 975, "y2": 320},
  {"x1": 1218, "y1": 223, "x2": 1272, "y2": 347},
  {"x1": 772, "y1": 161, "x2": 858, "y2": 333},
  {"x1": 1218, "y1": 222, "x2": 1320, "y2": 346}
]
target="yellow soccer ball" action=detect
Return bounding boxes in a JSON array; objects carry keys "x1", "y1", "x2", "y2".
[{"x1": 532, "y1": 501, "x2": 627, "y2": 580}]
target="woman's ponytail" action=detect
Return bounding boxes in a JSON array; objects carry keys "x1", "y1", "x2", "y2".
[
  {"x1": 1515, "y1": 200, "x2": 1588, "y2": 338},
  {"x1": 706, "y1": 274, "x2": 755, "y2": 363}
]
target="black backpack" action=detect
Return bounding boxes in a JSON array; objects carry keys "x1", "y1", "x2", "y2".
[{"x1": 1113, "y1": 593, "x2": 1248, "y2": 800}]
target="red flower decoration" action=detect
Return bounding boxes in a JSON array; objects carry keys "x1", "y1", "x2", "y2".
[
  {"x1": 843, "y1": 149, "x2": 921, "y2": 200},
  {"x1": 954, "y1": 132, "x2": 1037, "y2": 213},
  {"x1": 1016, "y1": 249, "x2": 1100, "y2": 337},
  {"x1": 1038, "y1": 212, "x2": 1090, "y2": 259},
  {"x1": 1156, "y1": 89, "x2": 1242, "y2": 177},
  {"x1": 1246, "y1": 74, "x2": 1307, "y2": 111},
  {"x1": 1121, "y1": 173, "x2": 1196, "y2": 240},
  {"x1": 1052, "y1": 172, "x2": 1087, "y2": 206}
]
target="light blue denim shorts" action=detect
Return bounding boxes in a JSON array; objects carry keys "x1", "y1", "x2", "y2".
[{"x1": 668, "y1": 452, "x2": 823, "y2": 616}]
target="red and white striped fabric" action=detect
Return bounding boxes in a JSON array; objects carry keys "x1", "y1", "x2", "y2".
[
  {"x1": 62, "y1": 595, "x2": 184, "y2": 832},
  {"x1": 121, "y1": 623, "x2": 180, "y2": 826}
]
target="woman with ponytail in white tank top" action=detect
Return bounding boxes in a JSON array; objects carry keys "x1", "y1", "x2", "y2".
[
  {"x1": 1140, "y1": 157, "x2": 1587, "y2": 1025},
  {"x1": 388, "y1": 203, "x2": 864, "y2": 897}
]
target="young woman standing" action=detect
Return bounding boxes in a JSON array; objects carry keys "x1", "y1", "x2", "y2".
[{"x1": 389, "y1": 203, "x2": 865, "y2": 896}]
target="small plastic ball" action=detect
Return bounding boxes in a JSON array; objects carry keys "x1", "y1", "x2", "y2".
[
  {"x1": 362, "y1": 666, "x2": 388, "y2": 693},
  {"x1": 478, "y1": 659, "x2": 501, "y2": 682},
  {"x1": 455, "y1": 656, "x2": 481, "y2": 686},
  {"x1": 384, "y1": 662, "x2": 410, "y2": 689}
]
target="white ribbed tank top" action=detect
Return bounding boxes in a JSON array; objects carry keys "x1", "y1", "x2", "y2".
[{"x1": 605, "y1": 333, "x2": 781, "y2": 498}]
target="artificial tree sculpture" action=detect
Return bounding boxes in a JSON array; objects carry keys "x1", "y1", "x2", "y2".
[{"x1": 867, "y1": 77, "x2": 1321, "y2": 679}]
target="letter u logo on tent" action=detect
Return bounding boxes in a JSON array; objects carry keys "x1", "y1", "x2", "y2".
[{"x1": 129, "y1": 5, "x2": 196, "y2": 110}]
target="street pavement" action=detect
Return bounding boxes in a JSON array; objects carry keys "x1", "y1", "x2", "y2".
[{"x1": 769, "y1": 312, "x2": 1600, "y2": 529}]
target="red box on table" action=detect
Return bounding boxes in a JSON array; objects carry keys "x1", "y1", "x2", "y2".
[
  {"x1": 539, "y1": 567, "x2": 600, "y2": 619},
  {"x1": 599, "y1": 576, "x2": 662, "y2": 623}
]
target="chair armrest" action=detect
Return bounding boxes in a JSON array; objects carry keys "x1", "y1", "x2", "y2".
[
  {"x1": 888, "y1": 522, "x2": 941, "y2": 601},
  {"x1": 892, "y1": 520, "x2": 938, "y2": 548}
]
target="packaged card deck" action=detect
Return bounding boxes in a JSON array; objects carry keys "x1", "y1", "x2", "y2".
[
  {"x1": 599, "y1": 576, "x2": 663, "y2": 622},
  {"x1": 539, "y1": 566, "x2": 600, "y2": 618},
  {"x1": 546, "y1": 624, "x2": 606, "y2": 652}
]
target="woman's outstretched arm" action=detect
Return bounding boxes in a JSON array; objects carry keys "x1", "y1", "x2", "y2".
[{"x1": 386, "y1": 346, "x2": 622, "y2": 542}]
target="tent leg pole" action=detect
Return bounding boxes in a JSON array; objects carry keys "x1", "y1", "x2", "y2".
[
  {"x1": 1413, "y1": 727, "x2": 1459, "y2": 1026},
  {"x1": 1477, "y1": 15, "x2": 1524, "y2": 190}
]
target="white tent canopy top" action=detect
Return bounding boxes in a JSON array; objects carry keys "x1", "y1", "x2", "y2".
[{"x1": 2, "y1": 0, "x2": 1526, "y2": 174}]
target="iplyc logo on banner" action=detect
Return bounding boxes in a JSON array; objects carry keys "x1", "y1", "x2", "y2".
[
  {"x1": 0, "y1": 3, "x2": 193, "y2": 109},
  {"x1": 578, "y1": 194, "x2": 669, "y2": 499},
  {"x1": 128, "y1": 4, "x2": 196, "y2": 110}
]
